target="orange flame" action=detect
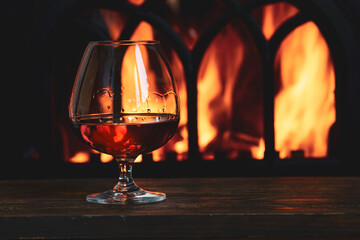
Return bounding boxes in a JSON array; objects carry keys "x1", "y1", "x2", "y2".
[
  {"x1": 127, "y1": 0, "x2": 145, "y2": 6},
  {"x1": 262, "y1": 3, "x2": 298, "y2": 40},
  {"x1": 262, "y1": 3, "x2": 336, "y2": 158},
  {"x1": 166, "y1": 51, "x2": 189, "y2": 161},
  {"x1": 197, "y1": 24, "x2": 247, "y2": 159},
  {"x1": 198, "y1": 47, "x2": 222, "y2": 153},
  {"x1": 71, "y1": 3, "x2": 335, "y2": 163},
  {"x1": 274, "y1": 21, "x2": 335, "y2": 158},
  {"x1": 98, "y1": 10, "x2": 188, "y2": 162},
  {"x1": 69, "y1": 151, "x2": 90, "y2": 163}
]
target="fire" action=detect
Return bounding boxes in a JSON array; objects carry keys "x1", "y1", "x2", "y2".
[
  {"x1": 197, "y1": 24, "x2": 247, "y2": 159},
  {"x1": 197, "y1": 47, "x2": 221, "y2": 153},
  {"x1": 274, "y1": 22, "x2": 335, "y2": 158},
  {"x1": 262, "y1": 3, "x2": 298, "y2": 40},
  {"x1": 97, "y1": 9, "x2": 188, "y2": 162},
  {"x1": 263, "y1": 3, "x2": 336, "y2": 158},
  {"x1": 98, "y1": 153, "x2": 142, "y2": 163},
  {"x1": 69, "y1": 151, "x2": 90, "y2": 163},
  {"x1": 196, "y1": 3, "x2": 335, "y2": 160},
  {"x1": 100, "y1": 153, "x2": 113, "y2": 163},
  {"x1": 127, "y1": 0, "x2": 145, "y2": 6},
  {"x1": 70, "y1": 10, "x2": 157, "y2": 163},
  {"x1": 163, "y1": 51, "x2": 189, "y2": 161},
  {"x1": 250, "y1": 138, "x2": 265, "y2": 160},
  {"x1": 70, "y1": 2, "x2": 335, "y2": 163},
  {"x1": 126, "y1": 20, "x2": 189, "y2": 162},
  {"x1": 100, "y1": 9, "x2": 125, "y2": 40}
]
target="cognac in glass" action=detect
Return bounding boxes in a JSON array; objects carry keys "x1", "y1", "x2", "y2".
[{"x1": 69, "y1": 40, "x2": 180, "y2": 204}]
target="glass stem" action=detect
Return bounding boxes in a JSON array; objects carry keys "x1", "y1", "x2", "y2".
[{"x1": 114, "y1": 158, "x2": 140, "y2": 192}]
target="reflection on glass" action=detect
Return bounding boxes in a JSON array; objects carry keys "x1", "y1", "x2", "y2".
[{"x1": 69, "y1": 40, "x2": 180, "y2": 204}]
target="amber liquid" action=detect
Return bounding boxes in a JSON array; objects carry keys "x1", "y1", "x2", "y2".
[{"x1": 73, "y1": 114, "x2": 179, "y2": 158}]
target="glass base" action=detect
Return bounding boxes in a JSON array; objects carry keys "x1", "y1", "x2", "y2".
[
  {"x1": 86, "y1": 185, "x2": 166, "y2": 205},
  {"x1": 86, "y1": 159, "x2": 165, "y2": 204}
]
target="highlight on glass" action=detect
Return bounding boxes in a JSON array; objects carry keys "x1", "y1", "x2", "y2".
[{"x1": 69, "y1": 40, "x2": 180, "y2": 204}]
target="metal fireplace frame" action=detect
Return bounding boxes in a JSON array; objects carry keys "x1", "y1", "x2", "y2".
[{"x1": 6, "y1": 0, "x2": 359, "y2": 178}]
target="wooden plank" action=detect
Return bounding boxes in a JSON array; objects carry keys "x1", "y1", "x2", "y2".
[{"x1": 0, "y1": 177, "x2": 359, "y2": 239}]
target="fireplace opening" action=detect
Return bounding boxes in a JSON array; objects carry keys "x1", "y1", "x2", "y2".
[
  {"x1": 59, "y1": 1, "x2": 336, "y2": 163},
  {"x1": 4, "y1": 0, "x2": 360, "y2": 178}
]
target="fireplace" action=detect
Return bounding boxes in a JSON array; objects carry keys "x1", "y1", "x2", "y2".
[{"x1": 3, "y1": 0, "x2": 360, "y2": 178}]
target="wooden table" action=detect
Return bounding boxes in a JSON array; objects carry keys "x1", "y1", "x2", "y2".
[{"x1": 0, "y1": 177, "x2": 359, "y2": 239}]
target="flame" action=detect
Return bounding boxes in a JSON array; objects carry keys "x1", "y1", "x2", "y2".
[
  {"x1": 71, "y1": 152, "x2": 141, "y2": 163},
  {"x1": 262, "y1": 3, "x2": 336, "y2": 158},
  {"x1": 100, "y1": 153, "x2": 113, "y2": 163},
  {"x1": 173, "y1": 126, "x2": 188, "y2": 160},
  {"x1": 262, "y1": 3, "x2": 298, "y2": 40},
  {"x1": 274, "y1": 22, "x2": 335, "y2": 158},
  {"x1": 100, "y1": 10, "x2": 188, "y2": 161},
  {"x1": 250, "y1": 138, "x2": 265, "y2": 160},
  {"x1": 157, "y1": 50, "x2": 189, "y2": 161},
  {"x1": 131, "y1": 21, "x2": 153, "y2": 41},
  {"x1": 91, "y1": 2, "x2": 335, "y2": 163},
  {"x1": 197, "y1": 24, "x2": 246, "y2": 158},
  {"x1": 127, "y1": 0, "x2": 145, "y2": 6},
  {"x1": 198, "y1": 48, "x2": 221, "y2": 152},
  {"x1": 100, "y1": 9, "x2": 126, "y2": 40},
  {"x1": 100, "y1": 1, "x2": 146, "y2": 40},
  {"x1": 69, "y1": 151, "x2": 90, "y2": 163},
  {"x1": 195, "y1": 3, "x2": 335, "y2": 160},
  {"x1": 68, "y1": 13, "x2": 153, "y2": 163},
  {"x1": 151, "y1": 50, "x2": 189, "y2": 162}
]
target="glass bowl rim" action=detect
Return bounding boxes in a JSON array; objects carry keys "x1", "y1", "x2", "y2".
[{"x1": 89, "y1": 40, "x2": 160, "y2": 46}]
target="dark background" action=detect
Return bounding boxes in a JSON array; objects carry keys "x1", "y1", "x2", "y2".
[{"x1": 1, "y1": 0, "x2": 360, "y2": 179}]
